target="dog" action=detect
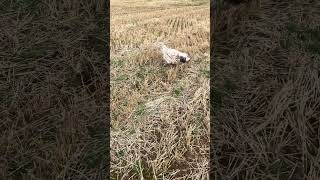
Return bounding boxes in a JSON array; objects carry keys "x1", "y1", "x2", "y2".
[{"x1": 154, "y1": 42, "x2": 191, "y2": 65}]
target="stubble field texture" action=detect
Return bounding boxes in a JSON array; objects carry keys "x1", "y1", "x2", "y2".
[
  {"x1": 212, "y1": 0, "x2": 320, "y2": 179},
  {"x1": 110, "y1": 0, "x2": 210, "y2": 179},
  {"x1": 1, "y1": 1, "x2": 108, "y2": 179}
]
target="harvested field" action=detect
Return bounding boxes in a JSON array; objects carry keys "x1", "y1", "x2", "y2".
[
  {"x1": 110, "y1": 0, "x2": 210, "y2": 179},
  {"x1": 0, "y1": 1, "x2": 108, "y2": 179},
  {"x1": 212, "y1": 0, "x2": 320, "y2": 179}
]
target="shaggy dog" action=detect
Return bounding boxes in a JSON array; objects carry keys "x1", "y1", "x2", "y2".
[{"x1": 154, "y1": 42, "x2": 190, "y2": 65}]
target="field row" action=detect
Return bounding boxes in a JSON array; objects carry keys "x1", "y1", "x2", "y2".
[{"x1": 111, "y1": 7, "x2": 209, "y2": 54}]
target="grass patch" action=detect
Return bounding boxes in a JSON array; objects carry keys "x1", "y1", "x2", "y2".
[
  {"x1": 19, "y1": 48, "x2": 48, "y2": 59},
  {"x1": 82, "y1": 139, "x2": 108, "y2": 170},
  {"x1": 212, "y1": 87, "x2": 224, "y2": 111},
  {"x1": 283, "y1": 23, "x2": 320, "y2": 55},
  {"x1": 172, "y1": 86, "x2": 184, "y2": 97},
  {"x1": 194, "y1": 112, "x2": 205, "y2": 128},
  {"x1": 223, "y1": 78, "x2": 237, "y2": 94},
  {"x1": 131, "y1": 160, "x2": 154, "y2": 180},
  {"x1": 200, "y1": 69, "x2": 210, "y2": 78},
  {"x1": 111, "y1": 59, "x2": 124, "y2": 68},
  {"x1": 8, "y1": 160, "x2": 33, "y2": 179},
  {"x1": 115, "y1": 74, "x2": 129, "y2": 81},
  {"x1": 135, "y1": 103, "x2": 146, "y2": 116}
]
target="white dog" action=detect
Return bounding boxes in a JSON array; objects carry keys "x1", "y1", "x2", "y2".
[{"x1": 154, "y1": 42, "x2": 190, "y2": 64}]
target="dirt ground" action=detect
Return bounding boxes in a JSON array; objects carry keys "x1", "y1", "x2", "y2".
[{"x1": 212, "y1": 0, "x2": 320, "y2": 179}]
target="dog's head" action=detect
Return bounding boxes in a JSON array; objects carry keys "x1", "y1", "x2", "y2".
[{"x1": 179, "y1": 53, "x2": 190, "y2": 63}]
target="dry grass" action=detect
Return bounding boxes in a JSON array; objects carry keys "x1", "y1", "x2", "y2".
[
  {"x1": 110, "y1": 0, "x2": 210, "y2": 179},
  {"x1": 0, "y1": 0, "x2": 108, "y2": 179},
  {"x1": 212, "y1": 0, "x2": 320, "y2": 179}
]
